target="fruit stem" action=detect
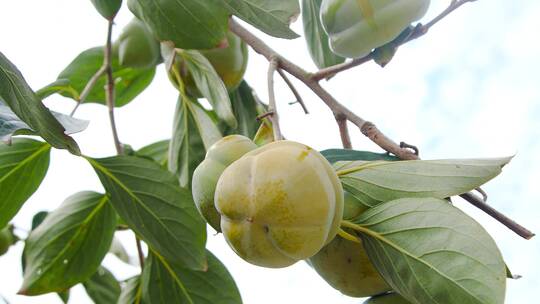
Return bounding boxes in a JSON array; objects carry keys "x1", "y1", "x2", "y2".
[{"x1": 338, "y1": 228, "x2": 362, "y2": 244}]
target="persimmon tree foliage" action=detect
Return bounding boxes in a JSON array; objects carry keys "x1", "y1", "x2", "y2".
[{"x1": 0, "y1": 0, "x2": 534, "y2": 303}]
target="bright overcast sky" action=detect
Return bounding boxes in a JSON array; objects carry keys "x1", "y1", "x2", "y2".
[{"x1": 0, "y1": 1, "x2": 539, "y2": 303}]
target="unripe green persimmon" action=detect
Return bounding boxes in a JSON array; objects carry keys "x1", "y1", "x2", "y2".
[
  {"x1": 118, "y1": 18, "x2": 161, "y2": 69},
  {"x1": 0, "y1": 226, "x2": 14, "y2": 256},
  {"x1": 321, "y1": 0, "x2": 431, "y2": 58},
  {"x1": 168, "y1": 32, "x2": 248, "y2": 97},
  {"x1": 192, "y1": 135, "x2": 258, "y2": 232},
  {"x1": 308, "y1": 235, "x2": 390, "y2": 297},
  {"x1": 215, "y1": 141, "x2": 344, "y2": 268}
]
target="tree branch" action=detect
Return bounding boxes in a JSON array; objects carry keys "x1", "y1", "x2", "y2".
[
  {"x1": 229, "y1": 15, "x2": 534, "y2": 239},
  {"x1": 460, "y1": 192, "x2": 534, "y2": 240},
  {"x1": 135, "y1": 236, "x2": 145, "y2": 269},
  {"x1": 104, "y1": 20, "x2": 123, "y2": 155},
  {"x1": 267, "y1": 57, "x2": 283, "y2": 141},
  {"x1": 335, "y1": 114, "x2": 352, "y2": 149},
  {"x1": 70, "y1": 65, "x2": 107, "y2": 116},
  {"x1": 277, "y1": 69, "x2": 309, "y2": 114},
  {"x1": 312, "y1": 0, "x2": 478, "y2": 81}
]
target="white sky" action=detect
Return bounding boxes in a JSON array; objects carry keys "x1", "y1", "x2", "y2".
[{"x1": 0, "y1": 1, "x2": 539, "y2": 303}]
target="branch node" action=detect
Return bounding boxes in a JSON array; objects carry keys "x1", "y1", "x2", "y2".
[{"x1": 400, "y1": 141, "x2": 420, "y2": 156}]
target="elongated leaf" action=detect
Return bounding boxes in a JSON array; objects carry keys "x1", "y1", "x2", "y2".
[
  {"x1": 119, "y1": 276, "x2": 143, "y2": 304},
  {"x1": 222, "y1": 0, "x2": 300, "y2": 39},
  {"x1": 87, "y1": 155, "x2": 207, "y2": 270},
  {"x1": 1, "y1": 100, "x2": 88, "y2": 144},
  {"x1": 168, "y1": 98, "x2": 214, "y2": 188},
  {"x1": 20, "y1": 210, "x2": 72, "y2": 302},
  {"x1": 36, "y1": 79, "x2": 76, "y2": 100},
  {"x1": 338, "y1": 157, "x2": 512, "y2": 208},
  {"x1": 302, "y1": 0, "x2": 344, "y2": 68},
  {"x1": 127, "y1": 0, "x2": 228, "y2": 49},
  {"x1": 20, "y1": 192, "x2": 116, "y2": 295},
  {"x1": 222, "y1": 81, "x2": 265, "y2": 138},
  {"x1": 142, "y1": 250, "x2": 242, "y2": 304},
  {"x1": 321, "y1": 149, "x2": 399, "y2": 164},
  {"x1": 180, "y1": 50, "x2": 237, "y2": 128},
  {"x1": 54, "y1": 47, "x2": 155, "y2": 107},
  {"x1": 137, "y1": 140, "x2": 169, "y2": 168},
  {"x1": 22, "y1": 211, "x2": 50, "y2": 272},
  {"x1": 83, "y1": 266, "x2": 121, "y2": 304},
  {"x1": 0, "y1": 52, "x2": 80, "y2": 154},
  {"x1": 354, "y1": 198, "x2": 506, "y2": 304},
  {"x1": 0, "y1": 139, "x2": 50, "y2": 228},
  {"x1": 364, "y1": 293, "x2": 411, "y2": 304},
  {"x1": 90, "y1": 0, "x2": 123, "y2": 19}
]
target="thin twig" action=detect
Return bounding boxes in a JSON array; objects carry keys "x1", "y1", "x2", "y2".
[
  {"x1": 70, "y1": 65, "x2": 107, "y2": 116},
  {"x1": 267, "y1": 57, "x2": 283, "y2": 141},
  {"x1": 104, "y1": 20, "x2": 123, "y2": 155},
  {"x1": 135, "y1": 236, "x2": 145, "y2": 269},
  {"x1": 460, "y1": 192, "x2": 534, "y2": 239},
  {"x1": 335, "y1": 114, "x2": 352, "y2": 149},
  {"x1": 277, "y1": 69, "x2": 309, "y2": 114},
  {"x1": 229, "y1": 15, "x2": 534, "y2": 239},
  {"x1": 312, "y1": 0, "x2": 477, "y2": 81}
]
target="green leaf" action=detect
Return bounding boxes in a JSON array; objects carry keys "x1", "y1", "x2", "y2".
[
  {"x1": 22, "y1": 211, "x2": 49, "y2": 273},
  {"x1": 0, "y1": 52, "x2": 81, "y2": 154},
  {"x1": 301, "y1": 0, "x2": 345, "y2": 69},
  {"x1": 127, "y1": 0, "x2": 229, "y2": 49},
  {"x1": 1, "y1": 99, "x2": 88, "y2": 144},
  {"x1": 222, "y1": 81, "x2": 265, "y2": 138},
  {"x1": 506, "y1": 264, "x2": 521, "y2": 280},
  {"x1": 0, "y1": 139, "x2": 50, "y2": 228},
  {"x1": 55, "y1": 46, "x2": 156, "y2": 107},
  {"x1": 137, "y1": 140, "x2": 169, "y2": 168},
  {"x1": 90, "y1": 0, "x2": 123, "y2": 19},
  {"x1": 352, "y1": 198, "x2": 506, "y2": 304},
  {"x1": 179, "y1": 50, "x2": 237, "y2": 128},
  {"x1": 142, "y1": 250, "x2": 242, "y2": 304},
  {"x1": 35, "y1": 79, "x2": 76, "y2": 100},
  {"x1": 119, "y1": 276, "x2": 143, "y2": 304},
  {"x1": 337, "y1": 157, "x2": 512, "y2": 208},
  {"x1": 86, "y1": 155, "x2": 207, "y2": 270},
  {"x1": 363, "y1": 293, "x2": 411, "y2": 304},
  {"x1": 253, "y1": 119, "x2": 274, "y2": 146},
  {"x1": 57, "y1": 290, "x2": 70, "y2": 303},
  {"x1": 321, "y1": 149, "x2": 399, "y2": 164},
  {"x1": 222, "y1": 0, "x2": 300, "y2": 39},
  {"x1": 20, "y1": 192, "x2": 116, "y2": 295},
  {"x1": 30, "y1": 211, "x2": 49, "y2": 230},
  {"x1": 168, "y1": 97, "x2": 219, "y2": 188},
  {"x1": 83, "y1": 266, "x2": 121, "y2": 304}
]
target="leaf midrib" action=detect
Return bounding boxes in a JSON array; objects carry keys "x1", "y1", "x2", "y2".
[
  {"x1": 25, "y1": 195, "x2": 109, "y2": 290},
  {"x1": 354, "y1": 223, "x2": 489, "y2": 304},
  {"x1": 87, "y1": 157, "x2": 200, "y2": 266},
  {"x1": 0, "y1": 142, "x2": 50, "y2": 184}
]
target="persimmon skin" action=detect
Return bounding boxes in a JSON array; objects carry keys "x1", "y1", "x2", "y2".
[
  {"x1": 192, "y1": 135, "x2": 258, "y2": 232},
  {"x1": 215, "y1": 141, "x2": 344, "y2": 268},
  {"x1": 321, "y1": 0, "x2": 431, "y2": 58},
  {"x1": 118, "y1": 18, "x2": 161, "y2": 69}
]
